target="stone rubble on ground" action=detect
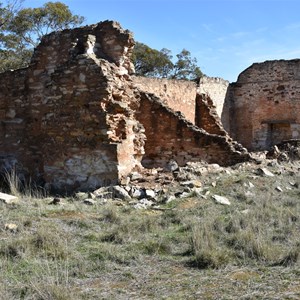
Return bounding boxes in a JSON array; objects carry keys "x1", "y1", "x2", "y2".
[
  {"x1": 1, "y1": 154, "x2": 299, "y2": 211},
  {"x1": 256, "y1": 167, "x2": 275, "y2": 177},
  {"x1": 212, "y1": 195, "x2": 231, "y2": 205},
  {"x1": 0, "y1": 192, "x2": 19, "y2": 204},
  {"x1": 4, "y1": 223, "x2": 18, "y2": 232},
  {"x1": 48, "y1": 197, "x2": 64, "y2": 205}
]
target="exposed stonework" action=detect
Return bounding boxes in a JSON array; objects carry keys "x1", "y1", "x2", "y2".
[
  {"x1": 224, "y1": 59, "x2": 300, "y2": 151},
  {"x1": 0, "y1": 21, "x2": 145, "y2": 192},
  {"x1": 0, "y1": 20, "x2": 250, "y2": 193},
  {"x1": 132, "y1": 76, "x2": 197, "y2": 123},
  {"x1": 195, "y1": 93, "x2": 227, "y2": 136},
  {"x1": 135, "y1": 92, "x2": 249, "y2": 168},
  {"x1": 198, "y1": 76, "x2": 229, "y2": 118}
]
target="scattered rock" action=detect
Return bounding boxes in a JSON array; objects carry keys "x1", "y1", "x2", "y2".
[
  {"x1": 204, "y1": 190, "x2": 210, "y2": 196},
  {"x1": 4, "y1": 223, "x2": 18, "y2": 232},
  {"x1": 0, "y1": 192, "x2": 19, "y2": 204},
  {"x1": 48, "y1": 197, "x2": 63, "y2": 205},
  {"x1": 248, "y1": 181, "x2": 255, "y2": 188},
  {"x1": 212, "y1": 195, "x2": 231, "y2": 205},
  {"x1": 110, "y1": 185, "x2": 131, "y2": 200},
  {"x1": 130, "y1": 172, "x2": 143, "y2": 181},
  {"x1": 145, "y1": 189, "x2": 156, "y2": 199},
  {"x1": 179, "y1": 192, "x2": 192, "y2": 198},
  {"x1": 191, "y1": 187, "x2": 204, "y2": 196},
  {"x1": 266, "y1": 145, "x2": 280, "y2": 159},
  {"x1": 289, "y1": 181, "x2": 298, "y2": 187},
  {"x1": 83, "y1": 198, "x2": 96, "y2": 205},
  {"x1": 180, "y1": 180, "x2": 202, "y2": 188},
  {"x1": 130, "y1": 187, "x2": 145, "y2": 199},
  {"x1": 165, "y1": 160, "x2": 179, "y2": 172},
  {"x1": 166, "y1": 195, "x2": 176, "y2": 203},
  {"x1": 75, "y1": 192, "x2": 89, "y2": 201},
  {"x1": 256, "y1": 167, "x2": 275, "y2": 177},
  {"x1": 133, "y1": 198, "x2": 154, "y2": 209},
  {"x1": 275, "y1": 186, "x2": 283, "y2": 192},
  {"x1": 92, "y1": 187, "x2": 113, "y2": 199}
]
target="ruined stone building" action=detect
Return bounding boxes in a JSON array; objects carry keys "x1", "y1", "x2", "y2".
[
  {"x1": 223, "y1": 59, "x2": 300, "y2": 151},
  {"x1": 0, "y1": 21, "x2": 249, "y2": 192}
]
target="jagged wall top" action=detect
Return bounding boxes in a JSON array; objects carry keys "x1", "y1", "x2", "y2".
[
  {"x1": 30, "y1": 20, "x2": 135, "y2": 76},
  {"x1": 237, "y1": 59, "x2": 300, "y2": 83}
]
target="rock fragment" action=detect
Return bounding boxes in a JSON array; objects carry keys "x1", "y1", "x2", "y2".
[{"x1": 212, "y1": 195, "x2": 231, "y2": 205}]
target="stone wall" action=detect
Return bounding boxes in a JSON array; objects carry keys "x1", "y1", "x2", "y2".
[
  {"x1": 198, "y1": 76, "x2": 229, "y2": 118},
  {"x1": 0, "y1": 20, "x2": 250, "y2": 193},
  {"x1": 0, "y1": 21, "x2": 145, "y2": 192},
  {"x1": 135, "y1": 92, "x2": 249, "y2": 168},
  {"x1": 133, "y1": 75, "x2": 229, "y2": 124},
  {"x1": 195, "y1": 93, "x2": 227, "y2": 136},
  {"x1": 224, "y1": 59, "x2": 300, "y2": 150},
  {"x1": 132, "y1": 76, "x2": 197, "y2": 124}
]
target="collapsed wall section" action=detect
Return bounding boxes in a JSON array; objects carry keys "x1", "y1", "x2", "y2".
[
  {"x1": 0, "y1": 20, "x2": 250, "y2": 193},
  {"x1": 132, "y1": 75, "x2": 229, "y2": 124},
  {"x1": 132, "y1": 76, "x2": 197, "y2": 123},
  {"x1": 195, "y1": 93, "x2": 227, "y2": 136},
  {"x1": 135, "y1": 92, "x2": 250, "y2": 168},
  {"x1": 198, "y1": 76, "x2": 229, "y2": 118}
]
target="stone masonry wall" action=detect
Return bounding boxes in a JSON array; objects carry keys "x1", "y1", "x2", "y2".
[
  {"x1": 132, "y1": 76, "x2": 197, "y2": 124},
  {"x1": 198, "y1": 76, "x2": 229, "y2": 118},
  {"x1": 135, "y1": 92, "x2": 250, "y2": 168},
  {"x1": 133, "y1": 75, "x2": 229, "y2": 124},
  {"x1": 0, "y1": 21, "x2": 145, "y2": 192},
  {"x1": 195, "y1": 93, "x2": 227, "y2": 136},
  {"x1": 0, "y1": 20, "x2": 250, "y2": 193},
  {"x1": 224, "y1": 59, "x2": 300, "y2": 150}
]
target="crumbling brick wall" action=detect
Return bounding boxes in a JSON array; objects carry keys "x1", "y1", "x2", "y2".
[
  {"x1": 198, "y1": 76, "x2": 229, "y2": 118},
  {"x1": 223, "y1": 59, "x2": 300, "y2": 150},
  {"x1": 132, "y1": 76, "x2": 197, "y2": 123},
  {"x1": 0, "y1": 20, "x2": 250, "y2": 193},
  {"x1": 195, "y1": 93, "x2": 227, "y2": 136},
  {"x1": 135, "y1": 92, "x2": 249, "y2": 168},
  {"x1": 0, "y1": 21, "x2": 145, "y2": 192},
  {"x1": 132, "y1": 75, "x2": 229, "y2": 124}
]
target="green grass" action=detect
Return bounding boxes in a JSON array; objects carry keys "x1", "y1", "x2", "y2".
[{"x1": 0, "y1": 160, "x2": 299, "y2": 299}]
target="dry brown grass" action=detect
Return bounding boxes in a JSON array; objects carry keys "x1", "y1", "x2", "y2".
[{"x1": 0, "y1": 160, "x2": 299, "y2": 299}]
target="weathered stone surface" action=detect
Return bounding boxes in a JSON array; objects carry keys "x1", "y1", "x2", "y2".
[
  {"x1": 110, "y1": 185, "x2": 131, "y2": 200},
  {"x1": 0, "y1": 20, "x2": 250, "y2": 193},
  {"x1": 133, "y1": 76, "x2": 197, "y2": 123},
  {"x1": 198, "y1": 76, "x2": 229, "y2": 118},
  {"x1": 0, "y1": 21, "x2": 145, "y2": 193},
  {"x1": 223, "y1": 59, "x2": 300, "y2": 151},
  {"x1": 256, "y1": 167, "x2": 275, "y2": 177},
  {"x1": 212, "y1": 195, "x2": 231, "y2": 205},
  {"x1": 136, "y1": 92, "x2": 250, "y2": 168},
  {"x1": 4, "y1": 223, "x2": 18, "y2": 232},
  {"x1": 0, "y1": 192, "x2": 18, "y2": 204},
  {"x1": 195, "y1": 93, "x2": 227, "y2": 136},
  {"x1": 133, "y1": 75, "x2": 229, "y2": 123}
]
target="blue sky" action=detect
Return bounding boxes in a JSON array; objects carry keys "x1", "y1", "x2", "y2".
[{"x1": 25, "y1": 0, "x2": 300, "y2": 82}]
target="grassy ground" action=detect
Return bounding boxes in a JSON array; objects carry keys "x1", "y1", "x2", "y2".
[{"x1": 0, "y1": 159, "x2": 299, "y2": 299}]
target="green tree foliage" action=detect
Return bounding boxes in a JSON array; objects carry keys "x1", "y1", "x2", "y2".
[
  {"x1": 132, "y1": 42, "x2": 173, "y2": 78},
  {"x1": 0, "y1": 0, "x2": 84, "y2": 72},
  {"x1": 132, "y1": 42, "x2": 203, "y2": 80},
  {"x1": 171, "y1": 49, "x2": 203, "y2": 80}
]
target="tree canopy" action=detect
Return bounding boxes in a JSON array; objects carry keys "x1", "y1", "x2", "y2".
[
  {"x1": 0, "y1": 0, "x2": 202, "y2": 80},
  {"x1": 0, "y1": 0, "x2": 84, "y2": 72},
  {"x1": 132, "y1": 42, "x2": 203, "y2": 81}
]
